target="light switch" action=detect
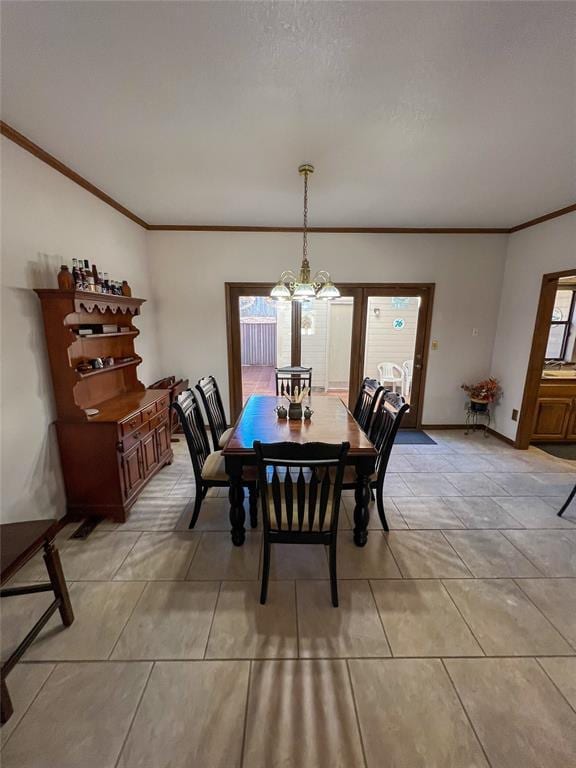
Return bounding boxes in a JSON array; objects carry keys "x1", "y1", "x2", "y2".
[{"x1": 431, "y1": 340, "x2": 439, "y2": 350}]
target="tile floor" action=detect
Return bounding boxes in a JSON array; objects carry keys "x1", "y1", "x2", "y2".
[{"x1": 2, "y1": 430, "x2": 576, "y2": 767}]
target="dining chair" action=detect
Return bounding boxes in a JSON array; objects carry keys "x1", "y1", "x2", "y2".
[
  {"x1": 377, "y1": 362, "x2": 403, "y2": 394},
  {"x1": 402, "y1": 360, "x2": 413, "y2": 400},
  {"x1": 196, "y1": 375, "x2": 233, "y2": 451},
  {"x1": 275, "y1": 366, "x2": 312, "y2": 397},
  {"x1": 172, "y1": 389, "x2": 258, "y2": 529},
  {"x1": 344, "y1": 391, "x2": 409, "y2": 531},
  {"x1": 352, "y1": 377, "x2": 384, "y2": 433},
  {"x1": 558, "y1": 483, "x2": 576, "y2": 516},
  {"x1": 254, "y1": 440, "x2": 350, "y2": 607}
]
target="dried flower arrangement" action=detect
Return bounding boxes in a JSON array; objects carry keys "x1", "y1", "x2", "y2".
[{"x1": 461, "y1": 377, "x2": 502, "y2": 404}]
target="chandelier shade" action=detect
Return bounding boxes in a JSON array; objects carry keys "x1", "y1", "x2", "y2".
[{"x1": 270, "y1": 165, "x2": 340, "y2": 302}]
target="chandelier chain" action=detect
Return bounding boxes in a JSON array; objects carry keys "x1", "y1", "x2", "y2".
[{"x1": 302, "y1": 169, "x2": 308, "y2": 264}]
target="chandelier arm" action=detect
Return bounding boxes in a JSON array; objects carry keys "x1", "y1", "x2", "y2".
[{"x1": 278, "y1": 270, "x2": 298, "y2": 283}]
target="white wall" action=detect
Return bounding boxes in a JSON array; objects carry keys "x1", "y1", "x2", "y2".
[
  {"x1": 490, "y1": 212, "x2": 576, "y2": 441},
  {"x1": 1, "y1": 139, "x2": 159, "y2": 523},
  {"x1": 148, "y1": 230, "x2": 508, "y2": 423}
]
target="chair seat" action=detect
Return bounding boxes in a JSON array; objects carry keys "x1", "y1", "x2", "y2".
[
  {"x1": 201, "y1": 450, "x2": 228, "y2": 481},
  {"x1": 201, "y1": 450, "x2": 257, "y2": 484},
  {"x1": 218, "y1": 427, "x2": 234, "y2": 449}
]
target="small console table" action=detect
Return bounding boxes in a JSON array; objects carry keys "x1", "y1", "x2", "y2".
[{"x1": 0, "y1": 521, "x2": 74, "y2": 724}]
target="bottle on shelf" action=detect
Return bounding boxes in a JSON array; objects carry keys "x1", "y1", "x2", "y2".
[
  {"x1": 103, "y1": 273, "x2": 110, "y2": 294},
  {"x1": 79, "y1": 262, "x2": 87, "y2": 289},
  {"x1": 57, "y1": 265, "x2": 75, "y2": 290},
  {"x1": 91, "y1": 264, "x2": 101, "y2": 293},
  {"x1": 83, "y1": 260, "x2": 91, "y2": 290},
  {"x1": 72, "y1": 259, "x2": 82, "y2": 290},
  {"x1": 87, "y1": 274, "x2": 95, "y2": 291},
  {"x1": 98, "y1": 272, "x2": 106, "y2": 293},
  {"x1": 121, "y1": 280, "x2": 132, "y2": 297}
]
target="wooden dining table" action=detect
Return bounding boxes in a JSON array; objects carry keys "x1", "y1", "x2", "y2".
[{"x1": 223, "y1": 395, "x2": 378, "y2": 547}]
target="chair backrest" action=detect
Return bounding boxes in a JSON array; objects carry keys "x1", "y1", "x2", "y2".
[
  {"x1": 369, "y1": 391, "x2": 410, "y2": 481},
  {"x1": 353, "y1": 377, "x2": 384, "y2": 433},
  {"x1": 196, "y1": 375, "x2": 228, "y2": 451},
  {"x1": 402, "y1": 360, "x2": 413, "y2": 378},
  {"x1": 171, "y1": 389, "x2": 211, "y2": 485},
  {"x1": 275, "y1": 366, "x2": 312, "y2": 397},
  {"x1": 253, "y1": 441, "x2": 349, "y2": 536},
  {"x1": 377, "y1": 362, "x2": 403, "y2": 381}
]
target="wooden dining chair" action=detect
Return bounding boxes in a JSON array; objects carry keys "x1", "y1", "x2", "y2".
[
  {"x1": 352, "y1": 377, "x2": 384, "y2": 433},
  {"x1": 275, "y1": 366, "x2": 312, "y2": 397},
  {"x1": 172, "y1": 389, "x2": 258, "y2": 529},
  {"x1": 196, "y1": 375, "x2": 234, "y2": 451},
  {"x1": 254, "y1": 440, "x2": 350, "y2": 607},
  {"x1": 345, "y1": 391, "x2": 409, "y2": 531}
]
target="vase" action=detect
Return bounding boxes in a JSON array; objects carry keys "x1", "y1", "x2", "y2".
[{"x1": 288, "y1": 403, "x2": 302, "y2": 420}]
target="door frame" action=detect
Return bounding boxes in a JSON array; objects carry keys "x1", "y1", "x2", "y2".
[
  {"x1": 225, "y1": 282, "x2": 434, "y2": 427},
  {"x1": 516, "y1": 268, "x2": 576, "y2": 448}
]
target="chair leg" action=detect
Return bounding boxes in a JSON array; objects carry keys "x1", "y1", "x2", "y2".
[
  {"x1": 329, "y1": 539, "x2": 339, "y2": 607},
  {"x1": 260, "y1": 538, "x2": 271, "y2": 605},
  {"x1": 189, "y1": 485, "x2": 205, "y2": 529},
  {"x1": 44, "y1": 541, "x2": 74, "y2": 626},
  {"x1": 376, "y1": 482, "x2": 389, "y2": 532},
  {"x1": 558, "y1": 484, "x2": 576, "y2": 517},
  {"x1": 249, "y1": 483, "x2": 258, "y2": 528}
]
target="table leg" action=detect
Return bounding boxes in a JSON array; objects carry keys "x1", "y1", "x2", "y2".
[
  {"x1": 227, "y1": 459, "x2": 246, "y2": 546},
  {"x1": 44, "y1": 541, "x2": 74, "y2": 626},
  {"x1": 353, "y1": 471, "x2": 371, "y2": 547}
]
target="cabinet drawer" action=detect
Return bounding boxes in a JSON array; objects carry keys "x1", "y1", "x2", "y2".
[
  {"x1": 141, "y1": 403, "x2": 157, "y2": 423},
  {"x1": 157, "y1": 395, "x2": 170, "y2": 413},
  {"x1": 151, "y1": 408, "x2": 169, "y2": 429},
  {"x1": 120, "y1": 412, "x2": 143, "y2": 436},
  {"x1": 120, "y1": 421, "x2": 150, "y2": 453}
]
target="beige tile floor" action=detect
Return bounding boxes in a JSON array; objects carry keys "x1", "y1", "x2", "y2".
[{"x1": 2, "y1": 430, "x2": 576, "y2": 767}]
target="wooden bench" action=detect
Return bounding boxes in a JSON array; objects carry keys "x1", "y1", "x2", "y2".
[{"x1": 1, "y1": 520, "x2": 74, "y2": 724}]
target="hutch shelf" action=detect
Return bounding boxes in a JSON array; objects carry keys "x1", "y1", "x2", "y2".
[{"x1": 35, "y1": 289, "x2": 173, "y2": 522}]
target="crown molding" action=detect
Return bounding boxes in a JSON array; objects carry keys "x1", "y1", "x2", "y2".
[
  {"x1": 508, "y1": 203, "x2": 576, "y2": 232},
  {"x1": 2, "y1": 120, "x2": 574, "y2": 235}
]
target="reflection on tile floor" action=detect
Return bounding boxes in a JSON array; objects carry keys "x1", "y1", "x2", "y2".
[{"x1": 2, "y1": 431, "x2": 576, "y2": 767}]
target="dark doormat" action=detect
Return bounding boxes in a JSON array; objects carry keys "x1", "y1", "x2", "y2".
[
  {"x1": 534, "y1": 443, "x2": 576, "y2": 460},
  {"x1": 396, "y1": 430, "x2": 436, "y2": 445}
]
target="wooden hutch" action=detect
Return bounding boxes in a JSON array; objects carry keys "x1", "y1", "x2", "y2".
[{"x1": 35, "y1": 289, "x2": 173, "y2": 522}]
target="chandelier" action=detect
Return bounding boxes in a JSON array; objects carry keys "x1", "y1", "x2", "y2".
[{"x1": 270, "y1": 164, "x2": 340, "y2": 301}]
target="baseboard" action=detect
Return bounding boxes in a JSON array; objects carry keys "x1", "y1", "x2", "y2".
[
  {"x1": 486, "y1": 427, "x2": 516, "y2": 446},
  {"x1": 421, "y1": 423, "x2": 516, "y2": 447}
]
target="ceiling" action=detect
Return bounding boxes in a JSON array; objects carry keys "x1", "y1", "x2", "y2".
[{"x1": 2, "y1": 1, "x2": 575, "y2": 228}]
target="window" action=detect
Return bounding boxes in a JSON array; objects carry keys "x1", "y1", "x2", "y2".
[{"x1": 546, "y1": 289, "x2": 576, "y2": 360}]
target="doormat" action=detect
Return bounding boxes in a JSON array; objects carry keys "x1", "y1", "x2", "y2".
[
  {"x1": 395, "y1": 430, "x2": 436, "y2": 445},
  {"x1": 534, "y1": 443, "x2": 576, "y2": 460}
]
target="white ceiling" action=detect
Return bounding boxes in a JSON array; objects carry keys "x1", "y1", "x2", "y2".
[{"x1": 2, "y1": 1, "x2": 575, "y2": 227}]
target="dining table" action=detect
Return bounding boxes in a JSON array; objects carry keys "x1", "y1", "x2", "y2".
[{"x1": 223, "y1": 394, "x2": 378, "y2": 547}]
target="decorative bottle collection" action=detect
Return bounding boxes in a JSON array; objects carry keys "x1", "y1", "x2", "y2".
[{"x1": 58, "y1": 258, "x2": 132, "y2": 296}]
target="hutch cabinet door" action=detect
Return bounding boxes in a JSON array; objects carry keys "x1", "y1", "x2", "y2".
[
  {"x1": 155, "y1": 419, "x2": 171, "y2": 457},
  {"x1": 141, "y1": 431, "x2": 159, "y2": 475},
  {"x1": 122, "y1": 443, "x2": 145, "y2": 497},
  {"x1": 532, "y1": 397, "x2": 572, "y2": 440}
]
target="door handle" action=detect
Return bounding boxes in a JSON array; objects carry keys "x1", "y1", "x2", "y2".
[{"x1": 414, "y1": 364, "x2": 422, "y2": 369}]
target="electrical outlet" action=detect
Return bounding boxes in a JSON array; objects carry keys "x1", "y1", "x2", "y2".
[
  {"x1": 512, "y1": 409, "x2": 518, "y2": 421},
  {"x1": 431, "y1": 340, "x2": 439, "y2": 350}
]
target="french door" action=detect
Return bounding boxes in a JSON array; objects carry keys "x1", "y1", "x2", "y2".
[{"x1": 226, "y1": 283, "x2": 434, "y2": 429}]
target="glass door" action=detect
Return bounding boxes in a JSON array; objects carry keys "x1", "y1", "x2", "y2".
[
  {"x1": 360, "y1": 287, "x2": 433, "y2": 429},
  {"x1": 299, "y1": 294, "x2": 358, "y2": 404}
]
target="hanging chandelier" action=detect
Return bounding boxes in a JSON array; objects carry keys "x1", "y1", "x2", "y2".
[{"x1": 270, "y1": 164, "x2": 340, "y2": 301}]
